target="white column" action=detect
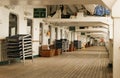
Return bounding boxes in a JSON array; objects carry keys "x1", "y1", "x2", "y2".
[
  {"x1": 50, "y1": 27, "x2": 55, "y2": 44},
  {"x1": 113, "y1": 18, "x2": 120, "y2": 78},
  {"x1": 74, "y1": 32, "x2": 78, "y2": 40},
  {"x1": 68, "y1": 31, "x2": 72, "y2": 43},
  {"x1": 32, "y1": 19, "x2": 41, "y2": 55},
  {"x1": 17, "y1": 6, "x2": 27, "y2": 34},
  {"x1": 71, "y1": 32, "x2": 75, "y2": 41},
  {"x1": 112, "y1": 1, "x2": 120, "y2": 78},
  {"x1": 42, "y1": 23, "x2": 49, "y2": 45},
  {"x1": 62, "y1": 28, "x2": 65, "y2": 39},
  {"x1": 57, "y1": 27, "x2": 60, "y2": 40}
]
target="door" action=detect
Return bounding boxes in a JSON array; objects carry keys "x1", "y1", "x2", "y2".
[
  {"x1": 9, "y1": 13, "x2": 17, "y2": 36},
  {"x1": 27, "y1": 19, "x2": 32, "y2": 35}
]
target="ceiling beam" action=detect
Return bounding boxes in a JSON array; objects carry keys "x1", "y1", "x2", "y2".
[
  {"x1": 101, "y1": 0, "x2": 117, "y2": 10},
  {"x1": 67, "y1": 5, "x2": 77, "y2": 15},
  {"x1": 66, "y1": 5, "x2": 74, "y2": 15},
  {"x1": 84, "y1": 4, "x2": 97, "y2": 15},
  {"x1": 73, "y1": 5, "x2": 79, "y2": 12},
  {"x1": 50, "y1": 5, "x2": 57, "y2": 14}
]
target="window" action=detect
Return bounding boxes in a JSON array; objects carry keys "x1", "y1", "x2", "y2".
[
  {"x1": 81, "y1": 32, "x2": 85, "y2": 35},
  {"x1": 79, "y1": 27, "x2": 85, "y2": 29},
  {"x1": 69, "y1": 26, "x2": 75, "y2": 31},
  {"x1": 34, "y1": 8, "x2": 46, "y2": 18}
]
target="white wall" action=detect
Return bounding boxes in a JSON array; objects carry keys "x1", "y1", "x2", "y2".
[
  {"x1": 0, "y1": 5, "x2": 31, "y2": 38},
  {"x1": 0, "y1": 5, "x2": 47, "y2": 56},
  {"x1": 0, "y1": 7, "x2": 9, "y2": 39}
]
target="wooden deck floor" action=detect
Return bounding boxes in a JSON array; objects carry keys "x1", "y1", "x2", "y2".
[{"x1": 0, "y1": 46, "x2": 112, "y2": 78}]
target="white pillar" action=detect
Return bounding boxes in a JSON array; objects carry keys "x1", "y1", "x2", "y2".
[
  {"x1": 50, "y1": 27, "x2": 55, "y2": 44},
  {"x1": 74, "y1": 32, "x2": 78, "y2": 40},
  {"x1": 62, "y1": 28, "x2": 65, "y2": 39},
  {"x1": 71, "y1": 32, "x2": 75, "y2": 41},
  {"x1": 68, "y1": 31, "x2": 72, "y2": 43},
  {"x1": 112, "y1": 1, "x2": 120, "y2": 78},
  {"x1": 57, "y1": 27, "x2": 60, "y2": 40},
  {"x1": 42, "y1": 23, "x2": 49, "y2": 45},
  {"x1": 113, "y1": 18, "x2": 120, "y2": 78}
]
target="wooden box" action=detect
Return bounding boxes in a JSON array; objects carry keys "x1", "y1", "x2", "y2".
[{"x1": 39, "y1": 45, "x2": 55, "y2": 57}]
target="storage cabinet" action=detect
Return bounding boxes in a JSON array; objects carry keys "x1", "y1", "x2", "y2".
[
  {"x1": 74, "y1": 40, "x2": 81, "y2": 49},
  {"x1": 55, "y1": 39, "x2": 69, "y2": 52},
  {"x1": 55, "y1": 40, "x2": 62, "y2": 49}
]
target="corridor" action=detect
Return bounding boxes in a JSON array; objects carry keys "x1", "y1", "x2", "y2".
[{"x1": 0, "y1": 46, "x2": 112, "y2": 78}]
